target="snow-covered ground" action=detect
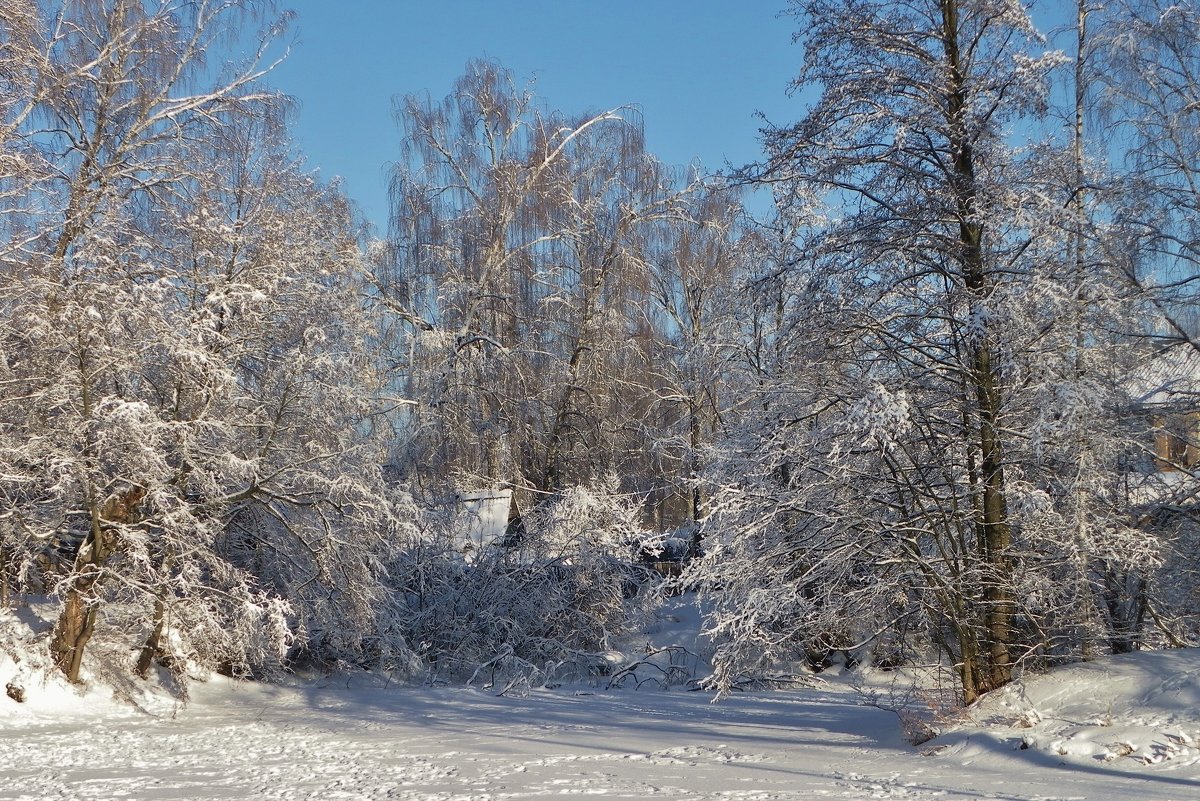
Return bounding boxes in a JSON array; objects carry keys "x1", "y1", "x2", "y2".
[{"x1": 3, "y1": 646, "x2": 1200, "y2": 800}]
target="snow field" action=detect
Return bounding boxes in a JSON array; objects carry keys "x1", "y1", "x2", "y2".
[{"x1": 4, "y1": 651, "x2": 1200, "y2": 801}]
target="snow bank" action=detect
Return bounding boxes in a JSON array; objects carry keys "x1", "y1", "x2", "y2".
[
  {"x1": 934, "y1": 648, "x2": 1200, "y2": 772},
  {"x1": 0, "y1": 606, "x2": 182, "y2": 726}
]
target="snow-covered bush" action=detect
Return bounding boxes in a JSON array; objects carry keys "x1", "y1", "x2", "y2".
[{"x1": 390, "y1": 479, "x2": 658, "y2": 685}]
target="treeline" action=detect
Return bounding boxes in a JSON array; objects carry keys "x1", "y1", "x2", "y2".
[{"x1": 2, "y1": 0, "x2": 1199, "y2": 705}]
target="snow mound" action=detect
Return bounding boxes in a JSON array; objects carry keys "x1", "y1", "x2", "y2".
[
  {"x1": 0, "y1": 606, "x2": 185, "y2": 724},
  {"x1": 933, "y1": 649, "x2": 1200, "y2": 771}
]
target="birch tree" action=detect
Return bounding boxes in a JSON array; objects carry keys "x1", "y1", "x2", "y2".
[{"x1": 381, "y1": 60, "x2": 702, "y2": 510}]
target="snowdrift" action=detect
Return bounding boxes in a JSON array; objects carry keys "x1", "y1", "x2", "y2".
[{"x1": 933, "y1": 648, "x2": 1200, "y2": 773}]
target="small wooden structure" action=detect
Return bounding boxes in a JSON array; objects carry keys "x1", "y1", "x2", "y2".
[{"x1": 1131, "y1": 346, "x2": 1200, "y2": 471}]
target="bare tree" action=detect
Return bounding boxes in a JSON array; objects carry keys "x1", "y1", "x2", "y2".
[
  {"x1": 644, "y1": 186, "x2": 747, "y2": 531},
  {"x1": 380, "y1": 60, "x2": 705, "y2": 511},
  {"x1": 1101, "y1": 0, "x2": 1200, "y2": 336},
  {"x1": 698, "y1": 0, "x2": 1069, "y2": 703}
]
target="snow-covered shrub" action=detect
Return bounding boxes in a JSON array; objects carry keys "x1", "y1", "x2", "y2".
[{"x1": 390, "y1": 479, "x2": 658, "y2": 685}]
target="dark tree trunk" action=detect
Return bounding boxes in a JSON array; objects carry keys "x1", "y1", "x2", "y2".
[
  {"x1": 941, "y1": 0, "x2": 1013, "y2": 694},
  {"x1": 134, "y1": 594, "x2": 167, "y2": 678},
  {"x1": 49, "y1": 486, "x2": 145, "y2": 683}
]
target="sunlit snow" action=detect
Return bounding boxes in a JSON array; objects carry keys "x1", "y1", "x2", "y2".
[{"x1": 4, "y1": 612, "x2": 1198, "y2": 801}]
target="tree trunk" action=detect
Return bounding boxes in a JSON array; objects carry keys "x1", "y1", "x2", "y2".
[
  {"x1": 941, "y1": 0, "x2": 1013, "y2": 694},
  {"x1": 49, "y1": 486, "x2": 145, "y2": 683},
  {"x1": 134, "y1": 594, "x2": 167, "y2": 679},
  {"x1": 689, "y1": 398, "x2": 704, "y2": 524},
  {"x1": 49, "y1": 580, "x2": 99, "y2": 683},
  {"x1": 0, "y1": 542, "x2": 10, "y2": 609},
  {"x1": 958, "y1": 628, "x2": 981, "y2": 706},
  {"x1": 543, "y1": 339, "x2": 590, "y2": 493}
]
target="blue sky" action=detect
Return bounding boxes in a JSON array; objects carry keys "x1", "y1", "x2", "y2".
[{"x1": 269, "y1": 1, "x2": 802, "y2": 233}]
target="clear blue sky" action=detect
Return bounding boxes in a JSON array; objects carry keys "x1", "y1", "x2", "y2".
[{"x1": 269, "y1": 1, "x2": 802, "y2": 233}]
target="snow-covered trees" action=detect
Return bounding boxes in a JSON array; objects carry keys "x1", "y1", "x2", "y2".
[
  {"x1": 0, "y1": 0, "x2": 408, "y2": 683},
  {"x1": 1101, "y1": 0, "x2": 1200, "y2": 328},
  {"x1": 5, "y1": 1, "x2": 1199, "y2": 701},
  {"x1": 690, "y1": 0, "x2": 1168, "y2": 703},
  {"x1": 1094, "y1": 0, "x2": 1200, "y2": 647},
  {"x1": 378, "y1": 60, "x2": 749, "y2": 527},
  {"x1": 390, "y1": 477, "x2": 654, "y2": 686},
  {"x1": 367, "y1": 61, "x2": 764, "y2": 685}
]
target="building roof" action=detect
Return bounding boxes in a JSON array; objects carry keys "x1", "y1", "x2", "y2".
[{"x1": 1129, "y1": 344, "x2": 1200, "y2": 406}]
